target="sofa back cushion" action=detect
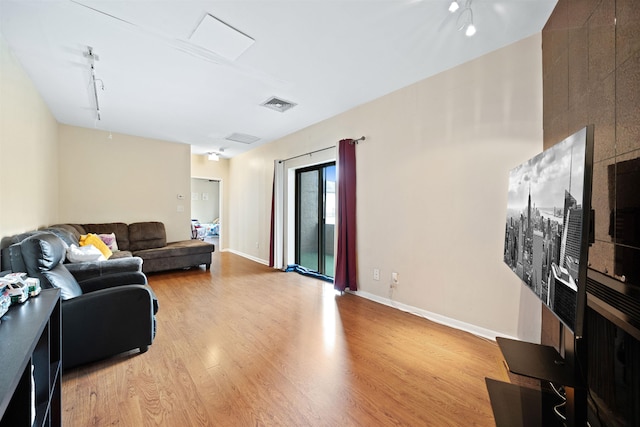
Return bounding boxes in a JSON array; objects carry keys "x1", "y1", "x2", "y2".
[
  {"x1": 41, "y1": 227, "x2": 79, "y2": 247},
  {"x1": 48, "y1": 224, "x2": 86, "y2": 242},
  {"x1": 128, "y1": 222, "x2": 167, "y2": 251},
  {"x1": 83, "y1": 222, "x2": 130, "y2": 251},
  {"x1": 1, "y1": 231, "x2": 44, "y2": 271},
  {"x1": 20, "y1": 233, "x2": 83, "y2": 300}
]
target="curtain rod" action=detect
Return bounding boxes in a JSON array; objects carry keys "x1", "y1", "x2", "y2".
[
  {"x1": 278, "y1": 146, "x2": 335, "y2": 164},
  {"x1": 278, "y1": 136, "x2": 366, "y2": 164}
]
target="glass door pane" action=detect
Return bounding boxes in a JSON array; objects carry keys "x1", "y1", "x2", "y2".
[
  {"x1": 295, "y1": 162, "x2": 336, "y2": 278},
  {"x1": 323, "y1": 165, "x2": 336, "y2": 277},
  {"x1": 298, "y1": 169, "x2": 319, "y2": 272}
]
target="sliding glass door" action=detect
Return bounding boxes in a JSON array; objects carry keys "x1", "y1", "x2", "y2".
[{"x1": 295, "y1": 162, "x2": 336, "y2": 277}]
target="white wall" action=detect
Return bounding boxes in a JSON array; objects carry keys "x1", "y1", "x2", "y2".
[
  {"x1": 0, "y1": 36, "x2": 59, "y2": 237},
  {"x1": 58, "y1": 125, "x2": 192, "y2": 242},
  {"x1": 226, "y1": 34, "x2": 545, "y2": 342}
]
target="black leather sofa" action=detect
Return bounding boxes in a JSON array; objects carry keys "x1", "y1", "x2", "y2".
[{"x1": 7, "y1": 232, "x2": 158, "y2": 370}]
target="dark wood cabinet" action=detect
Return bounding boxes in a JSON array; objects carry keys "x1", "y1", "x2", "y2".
[{"x1": 0, "y1": 289, "x2": 61, "y2": 427}]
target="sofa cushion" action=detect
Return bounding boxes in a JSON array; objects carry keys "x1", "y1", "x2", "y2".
[
  {"x1": 1, "y1": 230, "x2": 44, "y2": 250},
  {"x1": 20, "y1": 233, "x2": 83, "y2": 300},
  {"x1": 128, "y1": 222, "x2": 166, "y2": 251},
  {"x1": 133, "y1": 240, "x2": 214, "y2": 260},
  {"x1": 109, "y1": 250, "x2": 133, "y2": 259},
  {"x1": 41, "y1": 227, "x2": 78, "y2": 247},
  {"x1": 49, "y1": 224, "x2": 86, "y2": 242},
  {"x1": 1, "y1": 231, "x2": 44, "y2": 272},
  {"x1": 83, "y1": 223, "x2": 130, "y2": 251},
  {"x1": 65, "y1": 255, "x2": 143, "y2": 282}
]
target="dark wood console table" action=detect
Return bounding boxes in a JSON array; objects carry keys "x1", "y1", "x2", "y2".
[{"x1": 0, "y1": 289, "x2": 62, "y2": 426}]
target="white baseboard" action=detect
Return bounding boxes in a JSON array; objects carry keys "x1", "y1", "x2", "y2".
[
  {"x1": 350, "y1": 290, "x2": 515, "y2": 342},
  {"x1": 215, "y1": 252, "x2": 512, "y2": 342},
  {"x1": 226, "y1": 249, "x2": 269, "y2": 266}
]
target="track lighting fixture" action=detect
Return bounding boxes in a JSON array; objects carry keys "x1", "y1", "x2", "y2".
[
  {"x1": 450, "y1": 0, "x2": 476, "y2": 37},
  {"x1": 83, "y1": 46, "x2": 104, "y2": 120}
]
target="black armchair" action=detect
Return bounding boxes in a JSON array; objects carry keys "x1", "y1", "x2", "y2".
[{"x1": 18, "y1": 232, "x2": 158, "y2": 370}]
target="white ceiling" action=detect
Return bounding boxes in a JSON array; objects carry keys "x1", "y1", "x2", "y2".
[{"x1": 0, "y1": 0, "x2": 557, "y2": 158}]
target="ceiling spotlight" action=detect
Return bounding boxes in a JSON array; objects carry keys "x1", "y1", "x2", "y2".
[
  {"x1": 208, "y1": 152, "x2": 219, "y2": 161},
  {"x1": 448, "y1": 1, "x2": 460, "y2": 13},
  {"x1": 465, "y1": 23, "x2": 476, "y2": 37}
]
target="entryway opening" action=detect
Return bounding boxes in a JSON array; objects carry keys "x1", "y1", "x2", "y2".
[{"x1": 191, "y1": 178, "x2": 221, "y2": 248}]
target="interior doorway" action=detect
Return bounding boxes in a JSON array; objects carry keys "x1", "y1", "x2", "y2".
[
  {"x1": 191, "y1": 178, "x2": 221, "y2": 245},
  {"x1": 295, "y1": 162, "x2": 336, "y2": 277}
]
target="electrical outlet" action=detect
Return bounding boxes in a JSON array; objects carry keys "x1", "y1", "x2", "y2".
[
  {"x1": 373, "y1": 269, "x2": 380, "y2": 281},
  {"x1": 392, "y1": 272, "x2": 399, "y2": 287}
]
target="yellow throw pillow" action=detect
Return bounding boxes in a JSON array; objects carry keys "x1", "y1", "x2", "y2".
[{"x1": 79, "y1": 233, "x2": 113, "y2": 259}]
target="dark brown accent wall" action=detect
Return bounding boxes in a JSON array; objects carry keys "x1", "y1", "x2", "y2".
[
  {"x1": 542, "y1": 0, "x2": 640, "y2": 423},
  {"x1": 542, "y1": 0, "x2": 640, "y2": 345}
]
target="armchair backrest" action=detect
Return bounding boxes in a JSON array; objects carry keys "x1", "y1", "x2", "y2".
[
  {"x1": 20, "y1": 233, "x2": 83, "y2": 300},
  {"x1": 1, "y1": 230, "x2": 44, "y2": 271}
]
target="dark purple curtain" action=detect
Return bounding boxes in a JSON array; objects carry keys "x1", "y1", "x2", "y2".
[{"x1": 334, "y1": 139, "x2": 357, "y2": 291}]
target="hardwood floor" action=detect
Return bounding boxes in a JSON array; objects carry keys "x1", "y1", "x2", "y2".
[{"x1": 62, "y1": 251, "x2": 509, "y2": 426}]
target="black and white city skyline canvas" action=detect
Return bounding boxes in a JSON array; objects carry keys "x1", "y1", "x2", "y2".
[
  {"x1": 503, "y1": 127, "x2": 588, "y2": 332},
  {"x1": 507, "y1": 130, "x2": 586, "y2": 216}
]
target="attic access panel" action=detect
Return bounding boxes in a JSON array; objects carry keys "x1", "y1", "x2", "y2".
[{"x1": 189, "y1": 13, "x2": 254, "y2": 61}]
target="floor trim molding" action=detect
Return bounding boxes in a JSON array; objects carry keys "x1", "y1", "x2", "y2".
[
  {"x1": 350, "y1": 290, "x2": 514, "y2": 342},
  {"x1": 230, "y1": 250, "x2": 512, "y2": 342},
  {"x1": 227, "y1": 249, "x2": 269, "y2": 265}
]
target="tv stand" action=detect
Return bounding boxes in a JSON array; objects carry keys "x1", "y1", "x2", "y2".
[
  {"x1": 496, "y1": 337, "x2": 581, "y2": 387},
  {"x1": 487, "y1": 337, "x2": 587, "y2": 427},
  {"x1": 486, "y1": 378, "x2": 565, "y2": 427}
]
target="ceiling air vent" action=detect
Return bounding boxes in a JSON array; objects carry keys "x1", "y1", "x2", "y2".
[
  {"x1": 261, "y1": 96, "x2": 297, "y2": 113},
  {"x1": 225, "y1": 133, "x2": 260, "y2": 144}
]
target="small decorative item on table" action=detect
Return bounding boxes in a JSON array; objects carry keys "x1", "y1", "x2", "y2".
[
  {"x1": 25, "y1": 277, "x2": 41, "y2": 297},
  {"x1": 0, "y1": 284, "x2": 10, "y2": 319},
  {"x1": 0, "y1": 272, "x2": 35, "y2": 304}
]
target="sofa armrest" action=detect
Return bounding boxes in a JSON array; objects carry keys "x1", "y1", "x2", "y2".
[
  {"x1": 77, "y1": 271, "x2": 147, "y2": 292},
  {"x1": 61, "y1": 284, "x2": 155, "y2": 369},
  {"x1": 77, "y1": 274, "x2": 158, "y2": 314},
  {"x1": 66, "y1": 256, "x2": 143, "y2": 282}
]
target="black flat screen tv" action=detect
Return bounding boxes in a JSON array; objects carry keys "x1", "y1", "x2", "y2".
[{"x1": 504, "y1": 126, "x2": 594, "y2": 338}]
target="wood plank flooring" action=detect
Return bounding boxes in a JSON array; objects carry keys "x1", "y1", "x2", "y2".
[{"x1": 62, "y1": 250, "x2": 509, "y2": 426}]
